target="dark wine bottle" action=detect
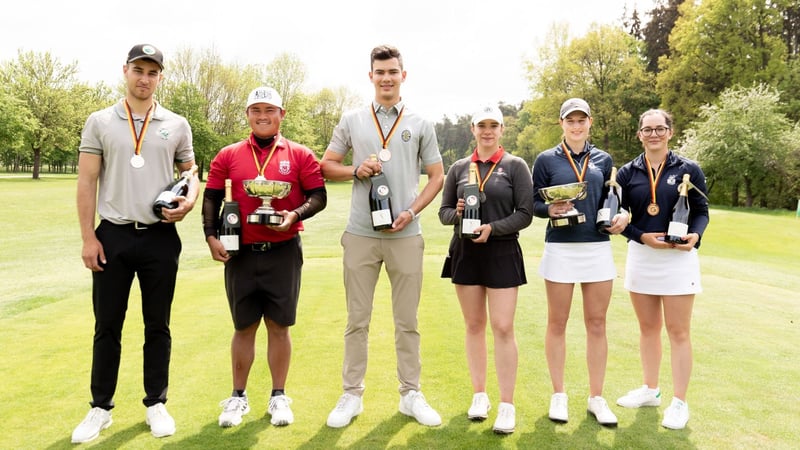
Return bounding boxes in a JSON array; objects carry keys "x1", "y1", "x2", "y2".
[
  {"x1": 153, "y1": 165, "x2": 197, "y2": 219},
  {"x1": 219, "y1": 178, "x2": 240, "y2": 255},
  {"x1": 665, "y1": 173, "x2": 691, "y2": 244},
  {"x1": 459, "y1": 162, "x2": 481, "y2": 239},
  {"x1": 368, "y1": 154, "x2": 394, "y2": 230},
  {"x1": 596, "y1": 166, "x2": 620, "y2": 234}
]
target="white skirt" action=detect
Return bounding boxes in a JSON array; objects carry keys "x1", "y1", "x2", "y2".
[
  {"x1": 624, "y1": 241, "x2": 702, "y2": 295},
  {"x1": 538, "y1": 242, "x2": 616, "y2": 283}
]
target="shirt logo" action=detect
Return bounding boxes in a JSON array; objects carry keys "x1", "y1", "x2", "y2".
[
  {"x1": 279, "y1": 160, "x2": 291, "y2": 175},
  {"x1": 667, "y1": 174, "x2": 677, "y2": 185},
  {"x1": 401, "y1": 129, "x2": 411, "y2": 142}
]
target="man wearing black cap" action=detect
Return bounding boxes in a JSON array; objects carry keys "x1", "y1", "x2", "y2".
[{"x1": 72, "y1": 43, "x2": 197, "y2": 443}]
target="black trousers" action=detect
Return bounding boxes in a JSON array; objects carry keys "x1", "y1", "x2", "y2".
[{"x1": 90, "y1": 220, "x2": 181, "y2": 409}]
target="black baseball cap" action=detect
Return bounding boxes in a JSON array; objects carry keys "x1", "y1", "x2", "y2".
[{"x1": 126, "y1": 44, "x2": 164, "y2": 70}]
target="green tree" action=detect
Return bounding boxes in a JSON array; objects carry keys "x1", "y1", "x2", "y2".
[
  {"x1": 520, "y1": 24, "x2": 657, "y2": 164},
  {"x1": 0, "y1": 84, "x2": 35, "y2": 170},
  {"x1": 682, "y1": 83, "x2": 797, "y2": 208},
  {"x1": 307, "y1": 86, "x2": 361, "y2": 157},
  {"x1": 639, "y1": 0, "x2": 685, "y2": 73},
  {"x1": 1, "y1": 51, "x2": 87, "y2": 178},
  {"x1": 656, "y1": 0, "x2": 788, "y2": 134}
]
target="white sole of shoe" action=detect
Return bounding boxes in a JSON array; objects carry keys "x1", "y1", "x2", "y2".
[
  {"x1": 588, "y1": 410, "x2": 618, "y2": 427},
  {"x1": 71, "y1": 419, "x2": 112, "y2": 444}
]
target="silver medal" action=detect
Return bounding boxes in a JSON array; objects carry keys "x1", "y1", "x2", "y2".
[
  {"x1": 130, "y1": 154, "x2": 145, "y2": 168},
  {"x1": 379, "y1": 149, "x2": 392, "y2": 162}
]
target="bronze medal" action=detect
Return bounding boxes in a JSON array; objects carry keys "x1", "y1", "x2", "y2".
[{"x1": 647, "y1": 202, "x2": 660, "y2": 216}]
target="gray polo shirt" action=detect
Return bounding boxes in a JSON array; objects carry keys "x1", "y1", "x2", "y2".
[
  {"x1": 79, "y1": 100, "x2": 194, "y2": 224},
  {"x1": 328, "y1": 100, "x2": 442, "y2": 238}
]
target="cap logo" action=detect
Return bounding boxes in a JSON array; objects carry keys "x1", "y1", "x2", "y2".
[
  {"x1": 252, "y1": 89, "x2": 274, "y2": 101},
  {"x1": 142, "y1": 45, "x2": 157, "y2": 56}
]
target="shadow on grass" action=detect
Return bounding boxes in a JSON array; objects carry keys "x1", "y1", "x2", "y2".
[
  {"x1": 611, "y1": 407, "x2": 697, "y2": 449},
  {"x1": 514, "y1": 406, "x2": 697, "y2": 449},
  {"x1": 45, "y1": 423, "x2": 149, "y2": 450},
  {"x1": 161, "y1": 418, "x2": 268, "y2": 449}
]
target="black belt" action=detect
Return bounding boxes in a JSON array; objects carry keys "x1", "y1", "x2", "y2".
[
  {"x1": 246, "y1": 237, "x2": 296, "y2": 252},
  {"x1": 102, "y1": 220, "x2": 172, "y2": 231}
]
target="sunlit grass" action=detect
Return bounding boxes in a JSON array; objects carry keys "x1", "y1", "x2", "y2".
[{"x1": 0, "y1": 176, "x2": 798, "y2": 449}]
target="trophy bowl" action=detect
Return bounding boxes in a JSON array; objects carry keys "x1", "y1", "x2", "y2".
[
  {"x1": 538, "y1": 181, "x2": 588, "y2": 227},
  {"x1": 243, "y1": 179, "x2": 292, "y2": 198},
  {"x1": 242, "y1": 179, "x2": 292, "y2": 225},
  {"x1": 538, "y1": 181, "x2": 588, "y2": 203}
]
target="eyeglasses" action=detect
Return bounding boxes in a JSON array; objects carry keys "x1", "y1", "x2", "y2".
[{"x1": 639, "y1": 126, "x2": 670, "y2": 137}]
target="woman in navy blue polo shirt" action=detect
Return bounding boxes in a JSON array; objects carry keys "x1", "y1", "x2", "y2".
[{"x1": 615, "y1": 109, "x2": 709, "y2": 430}]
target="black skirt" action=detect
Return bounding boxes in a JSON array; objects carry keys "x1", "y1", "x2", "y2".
[{"x1": 441, "y1": 236, "x2": 526, "y2": 289}]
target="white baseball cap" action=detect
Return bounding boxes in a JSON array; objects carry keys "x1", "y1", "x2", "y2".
[
  {"x1": 246, "y1": 86, "x2": 283, "y2": 109},
  {"x1": 471, "y1": 105, "x2": 504, "y2": 125}
]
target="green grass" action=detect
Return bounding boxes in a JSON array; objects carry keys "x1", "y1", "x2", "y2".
[{"x1": 1, "y1": 175, "x2": 798, "y2": 449}]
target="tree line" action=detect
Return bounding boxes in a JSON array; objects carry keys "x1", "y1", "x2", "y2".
[{"x1": 2, "y1": 0, "x2": 799, "y2": 209}]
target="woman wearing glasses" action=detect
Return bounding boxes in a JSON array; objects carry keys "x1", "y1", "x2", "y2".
[
  {"x1": 532, "y1": 98, "x2": 628, "y2": 427},
  {"x1": 615, "y1": 109, "x2": 709, "y2": 430}
]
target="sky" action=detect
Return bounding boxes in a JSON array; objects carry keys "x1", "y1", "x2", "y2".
[{"x1": 0, "y1": 0, "x2": 655, "y2": 121}]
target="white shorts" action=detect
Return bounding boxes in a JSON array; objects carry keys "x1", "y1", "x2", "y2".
[
  {"x1": 538, "y1": 241, "x2": 616, "y2": 283},
  {"x1": 624, "y1": 241, "x2": 702, "y2": 295}
]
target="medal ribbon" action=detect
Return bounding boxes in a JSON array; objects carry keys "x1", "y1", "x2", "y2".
[
  {"x1": 562, "y1": 141, "x2": 589, "y2": 182},
  {"x1": 124, "y1": 101, "x2": 154, "y2": 158},
  {"x1": 644, "y1": 155, "x2": 667, "y2": 206},
  {"x1": 249, "y1": 135, "x2": 281, "y2": 178},
  {"x1": 474, "y1": 148, "x2": 504, "y2": 192},
  {"x1": 371, "y1": 105, "x2": 405, "y2": 149}
]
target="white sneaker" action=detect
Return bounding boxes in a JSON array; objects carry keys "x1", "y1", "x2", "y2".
[
  {"x1": 146, "y1": 403, "x2": 176, "y2": 438},
  {"x1": 617, "y1": 385, "x2": 662, "y2": 408},
  {"x1": 71, "y1": 407, "x2": 112, "y2": 443},
  {"x1": 268, "y1": 395, "x2": 294, "y2": 426},
  {"x1": 326, "y1": 393, "x2": 363, "y2": 428},
  {"x1": 549, "y1": 393, "x2": 568, "y2": 423},
  {"x1": 492, "y1": 402, "x2": 515, "y2": 434},
  {"x1": 218, "y1": 395, "x2": 250, "y2": 427},
  {"x1": 399, "y1": 390, "x2": 442, "y2": 426},
  {"x1": 662, "y1": 397, "x2": 690, "y2": 430},
  {"x1": 587, "y1": 396, "x2": 618, "y2": 426},
  {"x1": 467, "y1": 392, "x2": 491, "y2": 421}
]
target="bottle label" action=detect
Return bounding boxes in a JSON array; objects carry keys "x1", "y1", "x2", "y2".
[
  {"x1": 462, "y1": 218, "x2": 481, "y2": 235},
  {"x1": 375, "y1": 184, "x2": 390, "y2": 199},
  {"x1": 667, "y1": 221, "x2": 688, "y2": 237},
  {"x1": 225, "y1": 212, "x2": 240, "y2": 226},
  {"x1": 596, "y1": 207, "x2": 611, "y2": 222},
  {"x1": 220, "y1": 234, "x2": 239, "y2": 251},
  {"x1": 372, "y1": 209, "x2": 393, "y2": 227}
]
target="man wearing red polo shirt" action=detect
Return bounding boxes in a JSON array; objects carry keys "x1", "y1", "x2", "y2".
[{"x1": 202, "y1": 86, "x2": 326, "y2": 428}]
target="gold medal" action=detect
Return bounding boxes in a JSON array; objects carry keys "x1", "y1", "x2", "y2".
[{"x1": 647, "y1": 203, "x2": 660, "y2": 216}]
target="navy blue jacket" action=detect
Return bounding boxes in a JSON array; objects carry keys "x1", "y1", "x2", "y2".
[
  {"x1": 617, "y1": 151, "x2": 709, "y2": 248},
  {"x1": 532, "y1": 142, "x2": 614, "y2": 243}
]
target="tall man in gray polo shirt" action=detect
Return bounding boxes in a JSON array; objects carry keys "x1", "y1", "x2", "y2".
[
  {"x1": 321, "y1": 44, "x2": 444, "y2": 428},
  {"x1": 72, "y1": 43, "x2": 197, "y2": 443}
]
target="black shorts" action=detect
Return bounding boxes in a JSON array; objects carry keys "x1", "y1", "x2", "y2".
[
  {"x1": 224, "y1": 236, "x2": 303, "y2": 329},
  {"x1": 441, "y1": 236, "x2": 527, "y2": 289}
]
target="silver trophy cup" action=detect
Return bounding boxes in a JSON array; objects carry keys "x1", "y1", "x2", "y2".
[
  {"x1": 539, "y1": 181, "x2": 588, "y2": 227},
  {"x1": 243, "y1": 178, "x2": 292, "y2": 225}
]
